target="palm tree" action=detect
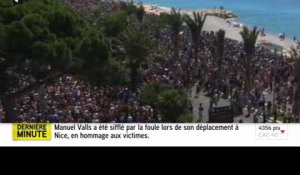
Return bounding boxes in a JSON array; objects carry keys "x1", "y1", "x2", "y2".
[
  {"x1": 120, "y1": 0, "x2": 135, "y2": 12},
  {"x1": 215, "y1": 29, "x2": 226, "y2": 94},
  {"x1": 216, "y1": 30, "x2": 225, "y2": 60},
  {"x1": 240, "y1": 26, "x2": 259, "y2": 95},
  {"x1": 290, "y1": 48, "x2": 300, "y2": 120},
  {"x1": 120, "y1": 1, "x2": 144, "y2": 24},
  {"x1": 184, "y1": 12, "x2": 207, "y2": 61},
  {"x1": 135, "y1": 4, "x2": 145, "y2": 24},
  {"x1": 165, "y1": 8, "x2": 183, "y2": 60},
  {"x1": 150, "y1": 16, "x2": 165, "y2": 51},
  {"x1": 120, "y1": 25, "x2": 152, "y2": 91},
  {"x1": 216, "y1": 29, "x2": 225, "y2": 73}
]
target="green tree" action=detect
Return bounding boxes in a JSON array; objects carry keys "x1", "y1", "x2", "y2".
[
  {"x1": 77, "y1": 28, "x2": 111, "y2": 82},
  {"x1": 157, "y1": 88, "x2": 188, "y2": 122},
  {"x1": 0, "y1": 0, "x2": 13, "y2": 8},
  {"x1": 178, "y1": 113, "x2": 194, "y2": 123},
  {"x1": 101, "y1": 12, "x2": 128, "y2": 37},
  {"x1": 184, "y1": 12, "x2": 207, "y2": 61},
  {"x1": 0, "y1": 0, "x2": 85, "y2": 122},
  {"x1": 0, "y1": 60, "x2": 9, "y2": 95},
  {"x1": 0, "y1": 7, "x2": 23, "y2": 24},
  {"x1": 120, "y1": 0, "x2": 136, "y2": 15},
  {"x1": 165, "y1": 8, "x2": 183, "y2": 60},
  {"x1": 139, "y1": 81, "x2": 169, "y2": 107},
  {"x1": 98, "y1": 57, "x2": 129, "y2": 86},
  {"x1": 120, "y1": 25, "x2": 152, "y2": 90},
  {"x1": 22, "y1": 13, "x2": 49, "y2": 40},
  {"x1": 47, "y1": 9, "x2": 77, "y2": 37},
  {"x1": 240, "y1": 26, "x2": 259, "y2": 95},
  {"x1": 119, "y1": 1, "x2": 145, "y2": 27},
  {"x1": 150, "y1": 15, "x2": 166, "y2": 51},
  {"x1": 0, "y1": 23, "x2": 5, "y2": 54},
  {"x1": 0, "y1": 23, "x2": 8, "y2": 94},
  {"x1": 139, "y1": 82, "x2": 189, "y2": 122},
  {"x1": 46, "y1": 39, "x2": 74, "y2": 71},
  {"x1": 135, "y1": 4, "x2": 145, "y2": 24},
  {"x1": 4, "y1": 21, "x2": 33, "y2": 57}
]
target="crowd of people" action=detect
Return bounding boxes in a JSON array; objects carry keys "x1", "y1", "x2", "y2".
[
  {"x1": 145, "y1": 15, "x2": 298, "y2": 123},
  {"x1": 13, "y1": 75, "x2": 156, "y2": 123},
  {"x1": 1, "y1": 0, "x2": 299, "y2": 123},
  {"x1": 63, "y1": 0, "x2": 125, "y2": 14},
  {"x1": 145, "y1": 10, "x2": 298, "y2": 122}
]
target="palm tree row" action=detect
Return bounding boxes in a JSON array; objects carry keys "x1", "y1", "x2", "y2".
[{"x1": 165, "y1": 8, "x2": 207, "y2": 62}]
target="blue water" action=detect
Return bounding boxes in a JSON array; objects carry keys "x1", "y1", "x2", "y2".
[{"x1": 135, "y1": 0, "x2": 300, "y2": 39}]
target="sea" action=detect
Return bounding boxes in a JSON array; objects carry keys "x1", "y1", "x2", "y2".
[{"x1": 134, "y1": 0, "x2": 300, "y2": 39}]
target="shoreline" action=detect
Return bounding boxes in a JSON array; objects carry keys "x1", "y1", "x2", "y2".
[{"x1": 143, "y1": 4, "x2": 298, "y2": 51}]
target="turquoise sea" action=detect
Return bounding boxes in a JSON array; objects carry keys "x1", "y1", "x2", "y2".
[{"x1": 135, "y1": 0, "x2": 300, "y2": 39}]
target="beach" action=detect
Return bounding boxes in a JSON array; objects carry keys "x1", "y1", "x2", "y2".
[
  {"x1": 201, "y1": 15, "x2": 297, "y2": 51},
  {"x1": 138, "y1": 0, "x2": 300, "y2": 39},
  {"x1": 144, "y1": 4, "x2": 298, "y2": 51}
]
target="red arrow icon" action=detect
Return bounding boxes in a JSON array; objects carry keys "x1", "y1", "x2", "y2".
[{"x1": 280, "y1": 130, "x2": 285, "y2": 134}]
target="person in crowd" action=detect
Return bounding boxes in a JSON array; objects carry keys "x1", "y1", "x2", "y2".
[{"x1": 198, "y1": 103, "x2": 204, "y2": 122}]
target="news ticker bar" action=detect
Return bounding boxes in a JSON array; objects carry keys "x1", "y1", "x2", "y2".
[{"x1": 0, "y1": 123, "x2": 298, "y2": 146}]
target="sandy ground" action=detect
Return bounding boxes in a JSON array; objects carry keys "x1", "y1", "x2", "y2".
[
  {"x1": 143, "y1": 4, "x2": 166, "y2": 16},
  {"x1": 143, "y1": 4, "x2": 298, "y2": 51}
]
